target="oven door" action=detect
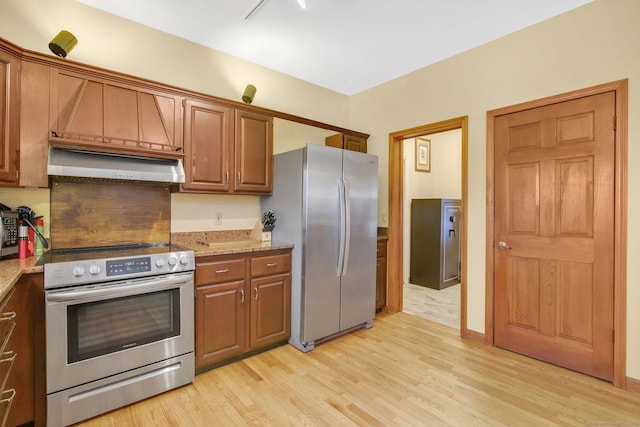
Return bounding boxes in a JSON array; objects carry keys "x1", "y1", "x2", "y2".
[{"x1": 45, "y1": 271, "x2": 194, "y2": 395}]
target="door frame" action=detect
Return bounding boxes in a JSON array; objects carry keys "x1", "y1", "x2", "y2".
[
  {"x1": 387, "y1": 116, "x2": 470, "y2": 337},
  {"x1": 485, "y1": 80, "x2": 628, "y2": 388}
]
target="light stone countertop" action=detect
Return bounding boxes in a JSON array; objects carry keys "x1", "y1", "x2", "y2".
[
  {"x1": 175, "y1": 240, "x2": 293, "y2": 257},
  {"x1": 0, "y1": 256, "x2": 43, "y2": 300},
  {"x1": 0, "y1": 238, "x2": 294, "y2": 301}
]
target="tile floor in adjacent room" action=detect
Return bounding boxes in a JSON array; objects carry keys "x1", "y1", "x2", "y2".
[{"x1": 402, "y1": 282, "x2": 460, "y2": 329}]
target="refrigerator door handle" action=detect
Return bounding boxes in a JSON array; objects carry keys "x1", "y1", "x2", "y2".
[
  {"x1": 342, "y1": 179, "x2": 351, "y2": 277},
  {"x1": 337, "y1": 178, "x2": 346, "y2": 276}
]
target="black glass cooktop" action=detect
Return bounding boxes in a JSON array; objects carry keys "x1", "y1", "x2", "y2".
[{"x1": 36, "y1": 243, "x2": 190, "y2": 265}]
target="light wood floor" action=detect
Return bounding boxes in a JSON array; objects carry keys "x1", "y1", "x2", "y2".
[
  {"x1": 76, "y1": 312, "x2": 640, "y2": 427},
  {"x1": 403, "y1": 282, "x2": 460, "y2": 328}
]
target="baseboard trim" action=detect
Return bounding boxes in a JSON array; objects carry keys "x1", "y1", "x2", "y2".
[
  {"x1": 462, "y1": 329, "x2": 485, "y2": 344},
  {"x1": 626, "y1": 376, "x2": 640, "y2": 394}
]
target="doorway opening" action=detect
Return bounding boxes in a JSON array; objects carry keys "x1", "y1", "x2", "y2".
[
  {"x1": 402, "y1": 130, "x2": 462, "y2": 329},
  {"x1": 387, "y1": 116, "x2": 470, "y2": 337}
]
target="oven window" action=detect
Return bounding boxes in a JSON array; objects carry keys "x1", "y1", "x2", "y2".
[{"x1": 67, "y1": 289, "x2": 181, "y2": 363}]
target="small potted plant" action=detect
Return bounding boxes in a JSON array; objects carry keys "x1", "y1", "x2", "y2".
[{"x1": 261, "y1": 210, "x2": 276, "y2": 232}]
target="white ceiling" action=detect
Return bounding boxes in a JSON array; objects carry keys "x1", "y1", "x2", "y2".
[{"x1": 76, "y1": 0, "x2": 593, "y2": 96}]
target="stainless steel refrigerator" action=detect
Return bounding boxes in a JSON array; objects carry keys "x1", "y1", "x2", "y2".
[{"x1": 262, "y1": 144, "x2": 378, "y2": 352}]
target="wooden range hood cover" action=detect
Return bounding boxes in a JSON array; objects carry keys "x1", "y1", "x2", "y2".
[{"x1": 49, "y1": 68, "x2": 184, "y2": 160}]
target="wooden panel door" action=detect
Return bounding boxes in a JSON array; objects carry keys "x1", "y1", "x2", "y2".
[
  {"x1": 494, "y1": 92, "x2": 615, "y2": 380},
  {"x1": 183, "y1": 99, "x2": 232, "y2": 192},
  {"x1": 0, "y1": 50, "x2": 19, "y2": 185},
  {"x1": 195, "y1": 281, "x2": 246, "y2": 368},
  {"x1": 234, "y1": 110, "x2": 272, "y2": 194},
  {"x1": 250, "y1": 273, "x2": 290, "y2": 349}
]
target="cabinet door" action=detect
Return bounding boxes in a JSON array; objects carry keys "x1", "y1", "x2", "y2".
[
  {"x1": 375, "y1": 241, "x2": 387, "y2": 310},
  {"x1": 234, "y1": 110, "x2": 272, "y2": 194},
  {"x1": 344, "y1": 135, "x2": 367, "y2": 153},
  {"x1": 325, "y1": 134, "x2": 368, "y2": 153},
  {"x1": 19, "y1": 60, "x2": 50, "y2": 187},
  {"x1": 183, "y1": 99, "x2": 232, "y2": 192},
  {"x1": 195, "y1": 280, "x2": 246, "y2": 368},
  {"x1": 249, "y1": 273, "x2": 290, "y2": 349},
  {"x1": 5, "y1": 275, "x2": 35, "y2": 427},
  {"x1": 0, "y1": 50, "x2": 20, "y2": 185}
]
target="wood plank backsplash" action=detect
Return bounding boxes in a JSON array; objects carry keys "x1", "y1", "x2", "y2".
[{"x1": 50, "y1": 177, "x2": 171, "y2": 250}]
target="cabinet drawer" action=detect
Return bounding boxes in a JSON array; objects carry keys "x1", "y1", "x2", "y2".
[
  {"x1": 376, "y1": 241, "x2": 387, "y2": 258},
  {"x1": 0, "y1": 351, "x2": 15, "y2": 398},
  {"x1": 251, "y1": 252, "x2": 291, "y2": 277},
  {"x1": 0, "y1": 289, "x2": 15, "y2": 349},
  {"x1": 196, "y1": 258, "x2": 246, "y2": 286},
  {"x1": 0, "y1": 388, "x2": 16, "y2": 427}
]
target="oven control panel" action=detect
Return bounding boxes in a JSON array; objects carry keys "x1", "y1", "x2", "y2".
[
  {"x1": 44, "y1": 251, "x2": 195, "y2": 289},
  {"x1": 106, "y1": 257, "x2": 152, "y2": 276}
]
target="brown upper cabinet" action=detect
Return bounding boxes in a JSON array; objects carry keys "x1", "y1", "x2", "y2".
[
  {"x1": 49, "y1": 68, "x2": 183, "y2": 159},
  {"x1": 20, "y1": 60, "x2": 51, "y2": 188},
  {"x1": 183, "y1": 99, "x2": 232, "y2": 192},
  {"x1": 0, "y1": 49, "x2": 20, "y2": 186},
  {"x1": 182, "y1": 99, "x2": 273, "y2": 194},
  {"x1": 325, "y1": 133, "x2": 367, "y2": 153},
  {"x1": 234, "y1": 109, "x2": 273, "y2": 194},
  {"x1": 1, "y1": 36, "x2": 367, "y2": 191}
]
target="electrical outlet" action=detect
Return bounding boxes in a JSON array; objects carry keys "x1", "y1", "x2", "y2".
[{"x1": 214, "y1": 212, "x2": 223, "y2": 225}]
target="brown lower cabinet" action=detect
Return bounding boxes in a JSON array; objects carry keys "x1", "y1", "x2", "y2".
[
  {"x1": 376, "y1": 240, "x2": 387, "y2": 311},
  {"x1": 1, "y1": 273, "x2": 37, "y2": 427},
  {"x1": 195, "y1": 249, "x2": 291, "y2": 370}
]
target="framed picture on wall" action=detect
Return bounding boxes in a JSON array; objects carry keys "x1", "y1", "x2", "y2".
[{"x1": 415, "y1": 138, "x2": 431, "y2": 172}]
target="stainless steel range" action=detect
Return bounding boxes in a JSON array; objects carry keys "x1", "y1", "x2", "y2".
[{"x1": 42, "y1": 245, "x2": 195, "y2": 426}]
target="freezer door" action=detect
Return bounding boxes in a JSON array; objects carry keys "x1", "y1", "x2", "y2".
[
  {"x1": 340, "y1": 150, "x2": 378, "y2": 330},
  {"x1": 301, "y1": 145, "x2": 344, "y2": 343}
]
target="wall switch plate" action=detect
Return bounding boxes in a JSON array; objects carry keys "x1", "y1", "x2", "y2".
[{"x1": 214, "y1": 212, "x2": 223, "y2": 225}]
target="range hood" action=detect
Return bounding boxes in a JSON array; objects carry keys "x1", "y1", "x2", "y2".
[{"x1": 47, "y1": 147, "x2": 185, "y2": 184}]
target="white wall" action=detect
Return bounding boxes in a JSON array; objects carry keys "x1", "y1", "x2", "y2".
[
  {"x1": 3, "y1": 0, "x2": 639, "y2": 380},
  {"x1": 0, "y1": 0, "x2": 351, "y2": 127},
  {"x1": 402, "y1": 130, "x2": 462, "y2": 285},
  {"x1": 0, "y1": 0, "x2": 353, "y2": 235},
  {"x1": 350, "y1": 0, "x2": 640, "y2": 379},
  {"x1": 273, "y1": 118, "x2": 334, "y2": 155}
]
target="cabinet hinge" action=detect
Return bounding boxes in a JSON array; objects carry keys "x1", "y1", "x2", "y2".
[{"x1": 613, "y1": 115, "x2": 617, "y2": 131}]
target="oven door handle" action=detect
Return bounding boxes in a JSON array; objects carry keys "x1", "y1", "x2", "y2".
[{"x1": 46, "y1": 274, "x2": 192, "y2": 302}]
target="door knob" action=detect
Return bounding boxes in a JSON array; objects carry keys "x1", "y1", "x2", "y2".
[{"x1": 497, "y1": 241, "x2": 510, "y2": 250}]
